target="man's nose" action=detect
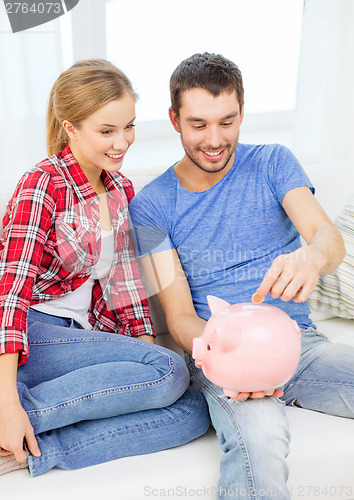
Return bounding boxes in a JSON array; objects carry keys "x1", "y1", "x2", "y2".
[{"x1": 205, "y1": 126, "x2": 222, "y2": 148}]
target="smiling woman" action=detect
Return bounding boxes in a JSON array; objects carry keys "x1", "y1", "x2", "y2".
[
  {"x1": 62, "y1": 97, "x2": 136, "y2": 190},
  {"x1": 0, "y1": 58, "x2": 210, "y2": 478}
]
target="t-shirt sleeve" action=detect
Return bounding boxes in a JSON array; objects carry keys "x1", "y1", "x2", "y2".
[
  {"x1": 265, "y1": 144, "x2": 315, "y2": 204},
  {"x1": 129, "y1": 188, "x2": 175, "y2": 257}
]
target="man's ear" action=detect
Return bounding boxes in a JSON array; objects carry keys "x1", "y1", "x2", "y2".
[
  {"x1": 168, "y1": 107, "x2": 181, "y2": 133},
  {"x1": 62, "y1": 120, "x2": 79, "y2": 141},
  {"x1": 240, "y1": 104, "x2": 244, "y2": 125}
]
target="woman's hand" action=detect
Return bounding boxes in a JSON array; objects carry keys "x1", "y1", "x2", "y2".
[
  {"x1": 138, "y1": 334, "x2": 156, "y2": 344},
  {"x1": 0, "y1": 399, "x2": 41, "y2": 462},
  {"x1": 0, "y1": 353, "x2": 41, "y2": 462}
]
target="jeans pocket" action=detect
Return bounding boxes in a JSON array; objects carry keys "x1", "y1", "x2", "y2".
[{"x1": 302, "y1": 326, "x2": 328, "y2": 340}]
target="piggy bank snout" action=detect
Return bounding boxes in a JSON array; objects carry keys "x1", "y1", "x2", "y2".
[{"x1": 192, "y1": 336, "x2": 205, "y2": 361}]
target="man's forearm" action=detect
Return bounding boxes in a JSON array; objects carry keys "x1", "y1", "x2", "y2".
[
  {"x1": 166, "y1": 312, "x2": 206, "y2": 354},
  {"x1": 309, "y1": 224, "x2": 345, "y2": 275}
]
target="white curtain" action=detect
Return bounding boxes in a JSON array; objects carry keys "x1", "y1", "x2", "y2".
[
  {"x1": 0, "y1": 2, "x2": 63, "y2": 191},
  {"x1": 293, "y1": 0, "x2": 354, "y2": 164}
]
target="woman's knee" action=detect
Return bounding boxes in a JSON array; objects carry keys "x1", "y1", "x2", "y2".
[
  {"x1": 168, "y1": 387, "x2": 210, "y2": 444},
  {"x1": 161, "y1": 349, "x2": 190, "y2": 403}
]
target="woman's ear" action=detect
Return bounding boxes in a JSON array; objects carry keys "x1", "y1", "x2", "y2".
[
  {"x1": 168, "y1": 107, "x2": 181, "y2": 133},
  {"x1": 62, "y1": 120, "x2": 79, "y2": 141}
]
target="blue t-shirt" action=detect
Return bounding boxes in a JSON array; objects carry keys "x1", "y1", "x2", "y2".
[{"x1": 129, "y1": 143, "x2": 315, "y2": 329}]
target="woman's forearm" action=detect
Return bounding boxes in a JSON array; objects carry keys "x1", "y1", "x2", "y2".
[{"x1": 0, "y1": 353, "x2": 20, "y2": 404}]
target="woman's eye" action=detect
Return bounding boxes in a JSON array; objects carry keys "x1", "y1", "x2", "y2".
[
  {"x1": 101, "y1": 130, "x2": 113, "y2": 135},
  {"x1": 126, "y1": 123, "x2": 136, "y2": 129}
]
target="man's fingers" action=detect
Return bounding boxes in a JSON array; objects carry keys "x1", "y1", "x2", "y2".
[
  {"x1": 270, "y1": 389, "x2": 284, "y2": 398},
  {"x1": 292, "y1": 276, "x2": 319, "y2": 302},
  {"x1": 234, "y1": 389, "x2": 284, "y2": 402},
  {"x1": 257, "y1": 262, "x2": 283, "y2": 298},
  {"x1": 278, "y1": 275, "x2": 304, "y2": 302},
  {"x1": 249, "y1": 391, "x2": 266, "y2": 399},
  {"x1": 267, "y1": 266, "x2": 298, "y2": 299},
  {"x1": 235, "y1": 392, "x2": 251, "y2": 402}
]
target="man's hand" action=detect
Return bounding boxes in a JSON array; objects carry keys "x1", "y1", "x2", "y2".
[
  {"x1": 0, "y1": 400, "x2": 41, "y2": 462},
  {"x1": 195, "y1": 362, "x2": 284, "y2": 401},
  {"x1": 234, "y1": 389, "x2": 284, "y2": 402},
  {"x1": 256, "y1": 246, "x2": 321, "y2": 303}
]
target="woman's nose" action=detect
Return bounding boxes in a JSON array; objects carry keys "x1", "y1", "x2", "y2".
[{"x1": 112, "y1": 132, "x2": 129, "y2": 150}]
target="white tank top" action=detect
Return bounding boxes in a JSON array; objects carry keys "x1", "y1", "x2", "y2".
[{"x1": 31, "y1": 230, "x2": 114, "y2": 329}]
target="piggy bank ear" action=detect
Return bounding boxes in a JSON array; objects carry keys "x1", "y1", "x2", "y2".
[
  {"x1": 207, "y1": 295, "x2": 230, "y2": 315},
  {"x1": 216, "y1": 324, "x2": 242, "y2": 353}
]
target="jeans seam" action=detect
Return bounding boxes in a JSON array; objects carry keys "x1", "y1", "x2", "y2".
[
  {"x1": 25, "y1": 345, "x2": 177, "y2": 417},
  {"x1": 28, "y1": 392, "x2": 201, "y2": 476},
  {"x1": 29, "y1": 336, "x2": 152, "y2": 345},
  {"x1": 25, "y1": 365, "x2": 175, "y2": 417},
  {"x1": 190, "y1": 364, "x2": 257, "y2": 500},
  {"x1": 39, "y1": 405, "x2": 197, "y2": 457},
  {"x1": 291, "y1": 380, "x2": 353, "y2": 387}
]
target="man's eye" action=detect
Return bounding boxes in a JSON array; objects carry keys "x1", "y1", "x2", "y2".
[
  {"x1": 193, "y1": 125, "x2": 205, "y2": 130},
  {"x1": 222, "y1": 122, "x2": 233, "y2": 127}
]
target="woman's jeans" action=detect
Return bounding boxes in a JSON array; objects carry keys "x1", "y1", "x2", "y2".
[
  {"x1": 17, "y1": 309, "x2": 210, "y2": 477},
  {"x1": 186, "y1": 327, "x2": 354, "y2": 499}
]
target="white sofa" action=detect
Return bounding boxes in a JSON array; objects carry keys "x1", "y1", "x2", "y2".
[{"x1": 1, "y1": 161, "x2": 354, "y2": 500}]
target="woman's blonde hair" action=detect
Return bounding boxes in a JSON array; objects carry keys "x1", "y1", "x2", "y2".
[{"x1": 46, "y1": 59, "x2": 137, "y2": 156}]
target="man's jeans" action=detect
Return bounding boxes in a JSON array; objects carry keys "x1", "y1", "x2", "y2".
[
  {"x1": 186, "y1": 327, "x2": 354, "y2": 499},
  {"x1": 17, "y1": 309, "x2": 210, "y2": 477}
]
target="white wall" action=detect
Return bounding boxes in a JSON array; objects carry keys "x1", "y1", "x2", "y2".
[{"x1": 0, "y1": 0, "x2": 353, "y2": 189}]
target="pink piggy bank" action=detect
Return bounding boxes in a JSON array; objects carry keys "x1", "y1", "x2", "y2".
[{"x1": 192, "y1": 296, "x2": 302, "y2": 398}]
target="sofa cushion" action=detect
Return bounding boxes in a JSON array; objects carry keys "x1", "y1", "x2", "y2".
[
  {"x1": 2, "y1": 406, "x2": 354, "y2": 500},
  {"x1": 309, "y1": 195, "x2": 354, "y2": 319}
]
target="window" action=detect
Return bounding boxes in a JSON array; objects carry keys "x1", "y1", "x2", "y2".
[{"x1": 106, "y1": 0, "x2": 304, "y2": 122}]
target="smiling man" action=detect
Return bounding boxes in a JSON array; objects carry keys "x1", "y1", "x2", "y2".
[
  {"x1": 170, "y1": 88, "x2": 243, "y2": 178},
  {"x1": 129, "y1": 53, "x2": 354, "y2": 499}
]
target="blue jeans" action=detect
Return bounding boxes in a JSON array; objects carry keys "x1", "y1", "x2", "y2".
[
  {"x1": 17, "y1": 309, "x2": 210, "y2": 477},
  {"x1": 186, "y1": 327, "x2": 354, "y2": 499}
]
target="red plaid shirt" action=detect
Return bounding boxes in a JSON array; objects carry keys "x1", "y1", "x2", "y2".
[{"x1": 0, "y1": 146, "x2": 155, "y2": 366}]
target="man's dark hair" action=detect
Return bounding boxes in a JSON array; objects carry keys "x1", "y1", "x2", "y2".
[{"x1": 170, "y1": 52, "x2": 244, "y2": 116}]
